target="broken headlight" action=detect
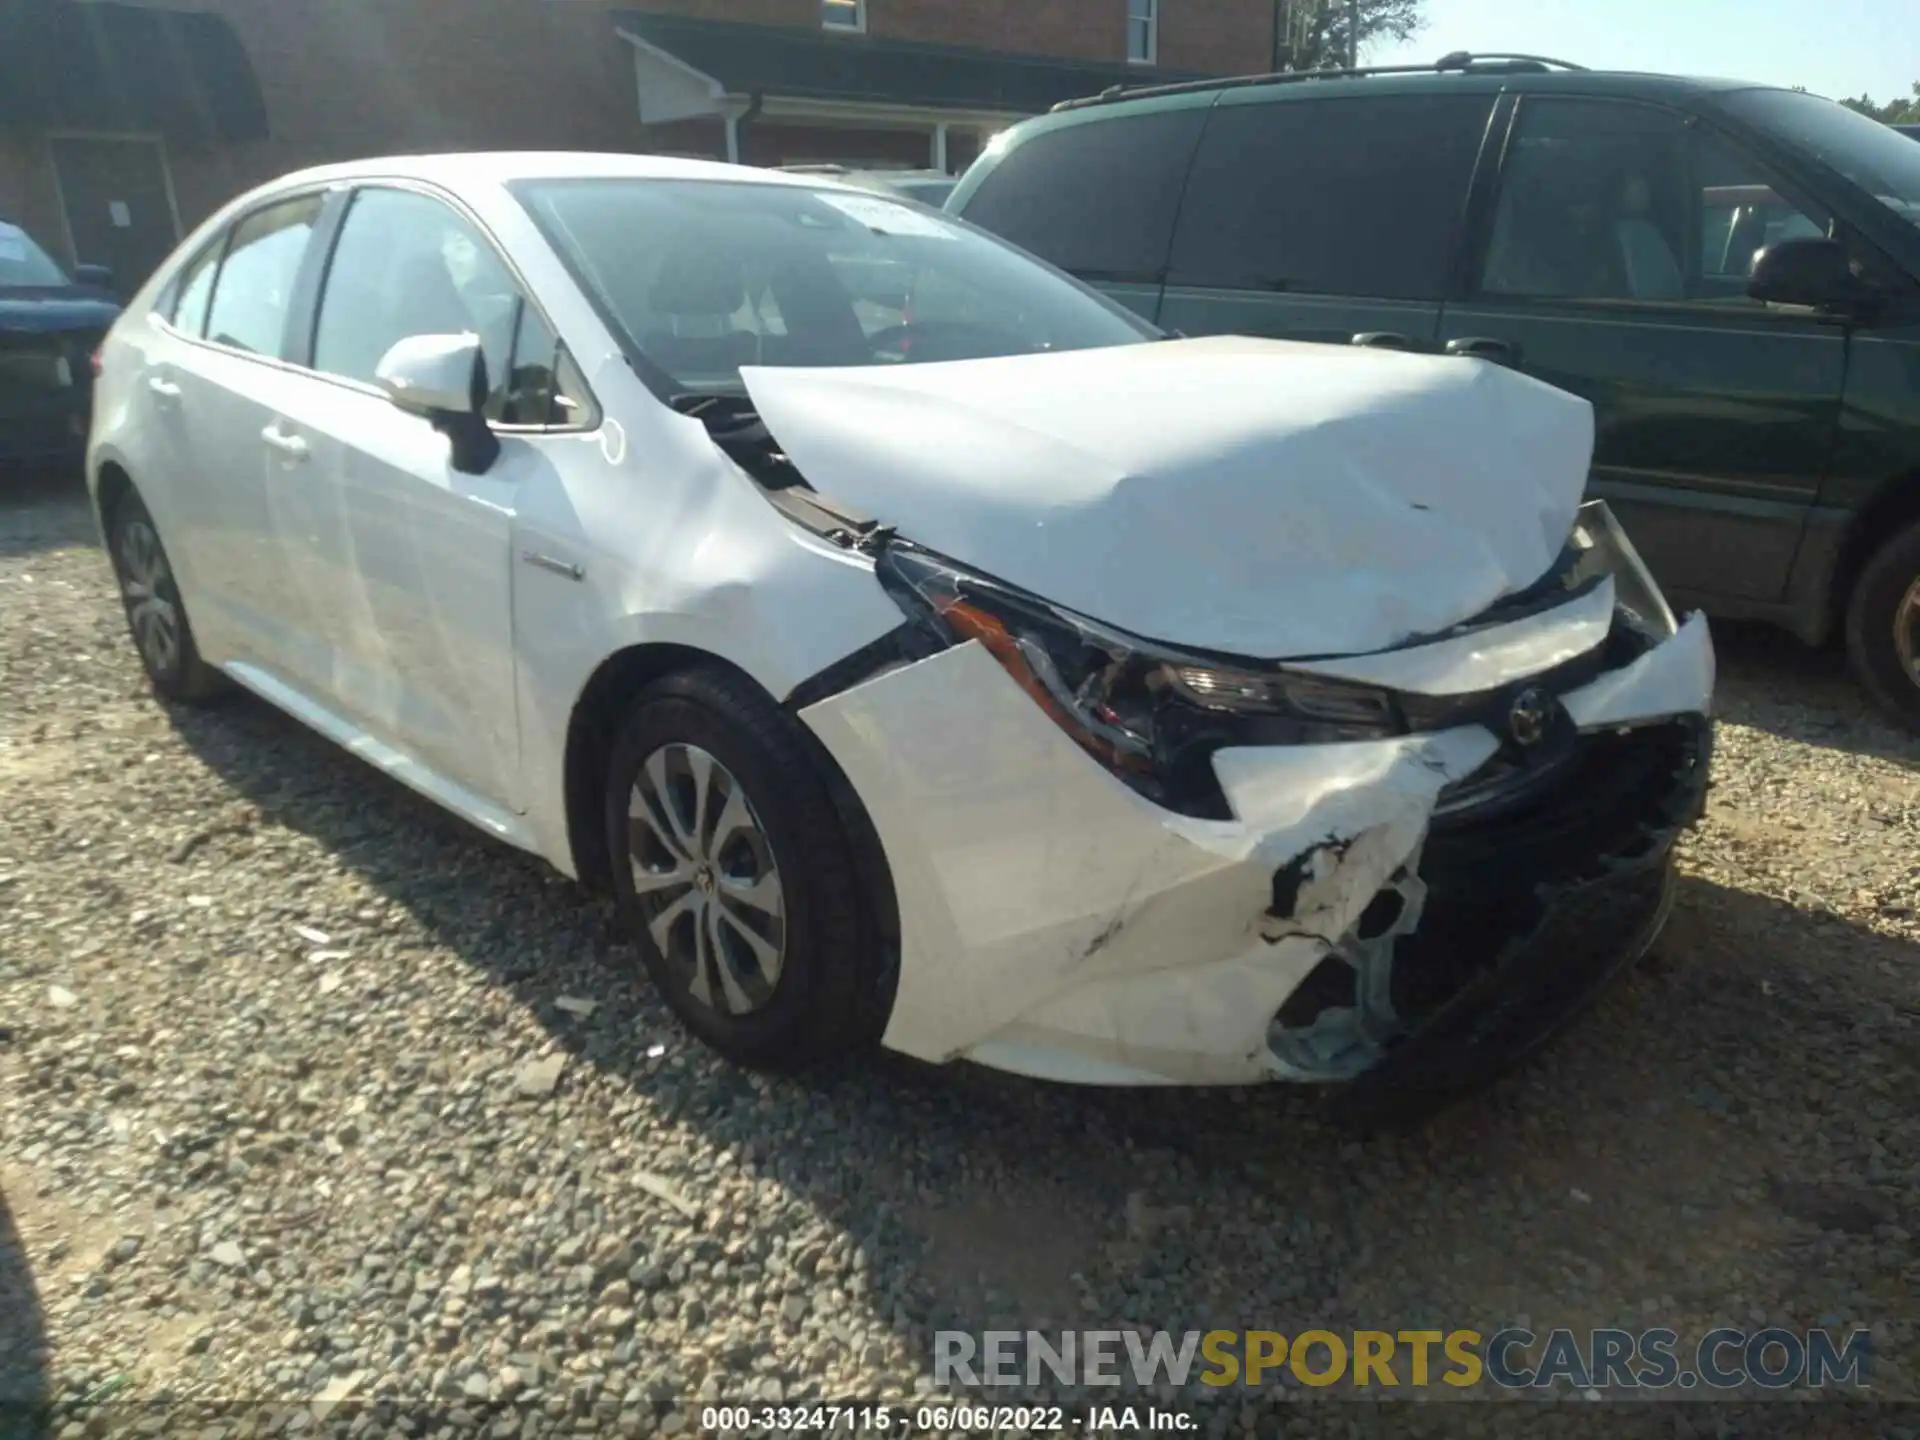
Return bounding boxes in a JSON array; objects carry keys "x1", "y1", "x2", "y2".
[
  {"x1": 877, "y1": 545, "x2": 1403, "y2": 815},
  {"x1": 1566, "y1": 500, "x2": 1677, "y2": 640}
]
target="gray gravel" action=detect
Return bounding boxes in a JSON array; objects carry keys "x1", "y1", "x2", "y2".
[{"x1": 2, "y1": 473, "x2": 1917, "y2": 1432}]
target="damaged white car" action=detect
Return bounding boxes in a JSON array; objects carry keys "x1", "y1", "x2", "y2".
[{"x1": 89, "y1": 155, "x2": 1713, "y2": 1118}]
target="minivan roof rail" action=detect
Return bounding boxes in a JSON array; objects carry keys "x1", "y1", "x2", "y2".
[{"x1": 1052, "y1": 50, "x2": 1587, "y2": 112}]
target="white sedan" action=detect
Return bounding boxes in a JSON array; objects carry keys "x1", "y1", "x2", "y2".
[{"x1": 87, "y1": 153, "x2": 1714, "y2": 1119}]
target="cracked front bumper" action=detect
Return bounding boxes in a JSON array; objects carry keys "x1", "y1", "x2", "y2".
[{"x1": 798, "y1": 611, "x2": 1714, "y2": 1088}]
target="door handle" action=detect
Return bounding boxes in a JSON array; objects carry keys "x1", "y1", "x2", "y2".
[
  {"x1": 147, "y1": 377, "x2": 182, "y2": 401},
  {"x1": 1351, "y1": 332, "x2": 1414, "y2": 350},
  {"x1": 1445, "y1": 336, "x2": 1519, "y2": 366},
  {"x1": 261, "y1": 425, "x2": 309, "y2": 463}
]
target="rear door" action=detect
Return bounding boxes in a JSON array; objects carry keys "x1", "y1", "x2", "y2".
[
  {"x1": 156, "y1": 192, "x2": 328, "y2": 668},
  {"x1": 1157, "y1": 91, "x2": 1497, "y2": 351},
  {"x1": 952, "y1": 103, "x2": 1209, "y2": 323},
  {"x1": 1438, "y1": 95, "x2": 1848, "y2": 606}
]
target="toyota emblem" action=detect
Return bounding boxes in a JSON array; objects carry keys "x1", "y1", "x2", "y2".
[{"x1": 1508, "y1": 687, "x2": 1552, "y2": 748}]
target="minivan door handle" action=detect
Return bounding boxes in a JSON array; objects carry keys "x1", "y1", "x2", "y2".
[
  {"x1": 1445, "y1": 336, "x2": 1519, "y2": 366},
  {"x1": 261, "y1": 424, "x2": 309, "y2": 463},
  {"x1": 147, "y1": 376, "x2": 182, "y2": 402},
  {"x1": 1351, "y1": 332, "x2": 1414, "y2": 350}
]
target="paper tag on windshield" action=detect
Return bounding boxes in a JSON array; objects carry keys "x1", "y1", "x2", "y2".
[
  {"x1": 816, "y1": 192, "x2": 955, "y2": 239},
  {"x1": 0, "y1": 223, "x2": 27, "y2": 261}
]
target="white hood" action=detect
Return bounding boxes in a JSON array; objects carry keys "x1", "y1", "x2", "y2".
[{"x1": 740, "y1": 335, "x2": 1596, "y2": 659}]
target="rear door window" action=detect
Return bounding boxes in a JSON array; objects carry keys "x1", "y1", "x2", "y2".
[
  {"x1": 167, "y1": 237, "x2": 224, "y2": 338},
  {"x1": 201, "y1": 196, "x2": 322, "y2": 357},
  {"x1": 1166, "y1": 94, "x2": 1494, "y2": 299},
  {"x1": 958, "y1": 107, "x2": 1208, "y2": 283}
]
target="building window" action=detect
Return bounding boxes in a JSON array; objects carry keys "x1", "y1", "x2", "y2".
[
  {"x1": 1128, "y1": 0, "x2": 1156, "y2": 64},
  {"x1": 823, "y1": 0, "x2": 865, "y2": 31}
]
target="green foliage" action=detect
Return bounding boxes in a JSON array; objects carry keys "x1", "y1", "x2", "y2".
[
  {"x1": 1272, "y1": 0, "x2": 1425, "y2": 72},
  {"x1": 1837, "y1": 82, "x2": 1920, "y2": 124}
]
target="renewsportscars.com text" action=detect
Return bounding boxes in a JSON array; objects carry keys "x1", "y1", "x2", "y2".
[{"x1": 934, "y1": 1327, "x2": 1872, "y2": 1391}]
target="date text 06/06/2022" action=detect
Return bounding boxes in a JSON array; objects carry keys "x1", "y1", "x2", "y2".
[{"x1": 696, "y1": 1405, "x2": 1193, "y2": 1434}]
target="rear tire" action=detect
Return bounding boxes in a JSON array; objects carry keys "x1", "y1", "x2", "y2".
[
  {"x1": 604, "y1": 664, "x2": 893, "y2": 1069},
  {"x1": 105, "y1": 488, "x2": 226, "y2": 705},
  {"x1": 1844, "y1": 519, "x2": 1920, "y2": 734}
]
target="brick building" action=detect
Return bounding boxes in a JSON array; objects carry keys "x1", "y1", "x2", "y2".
[{"x1": 0, "y1": 0, "x2": 1272, "y2": 287}]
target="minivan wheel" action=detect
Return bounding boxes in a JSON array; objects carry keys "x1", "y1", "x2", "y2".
[
  {"x1": 106, "y1": 490, "x2": 226, "y2": 704},
  {"x1": 604, "y1": 665, "x2": 890, "y2": 1069},
  {"x1": 1845, "y1": 519, "x2": 1920, "y2": 733}
]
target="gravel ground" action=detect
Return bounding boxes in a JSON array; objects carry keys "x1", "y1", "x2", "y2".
[{"x1": 3, "y1": 471, "x2": 1918, "y2": 1435}]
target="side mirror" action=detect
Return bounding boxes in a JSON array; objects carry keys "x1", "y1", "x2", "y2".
[
  {"x1": 1746, "y1": 237, "x2": 1862, "y2": 310},
  {"x1": 73, "y1": 262, "x2": 115, "y2": 294},
  {"x1": 374, "y1": 332, "x2": 500, "y2": 474}
]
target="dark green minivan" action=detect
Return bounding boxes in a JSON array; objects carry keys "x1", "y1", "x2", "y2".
[{"x1": 947, "y1": 57, "x2": 1920, "y2": 729}]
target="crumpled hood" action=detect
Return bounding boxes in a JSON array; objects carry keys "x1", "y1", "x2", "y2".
[{"x1": 740, "y1": 335, "x2": 1596, "y2": 660}]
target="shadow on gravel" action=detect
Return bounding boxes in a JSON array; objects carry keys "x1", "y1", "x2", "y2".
[
  {"x1": 0, "y1": 466, "x2": 95, "y2": 561},
  {"x1": 1712, "y1": 619, "x2": 1920, "y2": 772},
  {"x1": 0, "y1": 1183, "x2": 51, "y2": 1418},
  {"x1": 161, "y1": 680, "x2": 1920, "y2": 1390}
]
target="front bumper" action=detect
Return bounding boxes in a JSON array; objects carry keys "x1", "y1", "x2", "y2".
[{"x1": 799, "y1": 610, "x2": 1714, "y2": 1088}]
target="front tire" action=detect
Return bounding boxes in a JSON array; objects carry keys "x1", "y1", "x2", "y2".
[
  {"x1": 1845, "y1": 519, "x2": 1920, "y2": 733},
  {"x1": 105, "y1": 489, "x2": 226, "y2": 705},
  {"x1": 605, "y1": 665, "x2": 892, "y2": 1069}
]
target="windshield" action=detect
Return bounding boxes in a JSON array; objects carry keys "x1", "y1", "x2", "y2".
[
  {"x1": 513, "y1": 177, "x2": 1153, "y2": 394},
  {"x1": 1720, "y1": 88, "x2": 1920, "y2": 234},
  {"x1": 0, "y1": 220, "x2": 71, "y2": 287}
]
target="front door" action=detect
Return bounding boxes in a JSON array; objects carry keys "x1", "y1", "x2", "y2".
[
  {"x1": 268, "y1": 183, "x2": 533, "y2": 811},
  {"x1": 48, "y1": 136, "x2": 179, "y2": 291},
  {"x1": 1438, "y1": 96, "x2": 1849, "y2": 606}
]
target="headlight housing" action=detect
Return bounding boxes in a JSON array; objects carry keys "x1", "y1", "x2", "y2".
[
  {"x1": 877, "y1": 545, "x2": 1404, "y2": 816},
  {"x1": 1565, "y1": 500, "x2": 1677, "y2": 641},
  {"x1": 872, "y1": 501, "x2": 1678, "y2": 820}
]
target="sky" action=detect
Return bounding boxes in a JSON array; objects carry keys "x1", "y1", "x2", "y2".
[{"x1": 1368, "y1": 0, "x2": 1917, "y2": 106}]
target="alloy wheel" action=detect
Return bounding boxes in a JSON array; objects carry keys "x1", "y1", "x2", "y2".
[
  {"x1": 627, "y1": 742, "x2": 787, "y2": 1016},
  {"x1": 118, "y1": 518, "x2": 181, "y2": 678},
  {"x1": 1896, "y1": 578, "x2": 1920, "y2": 689}
]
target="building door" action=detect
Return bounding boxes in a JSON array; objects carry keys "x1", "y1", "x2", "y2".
[{"x1": 48, "y1": 136, "x2": 180, "y2": 291}]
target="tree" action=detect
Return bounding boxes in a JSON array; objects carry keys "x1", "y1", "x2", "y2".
[
  {"x1": 1270, "y1": 0, "x2": 1425, "y2": 72},
  {"x1": 1837, "y1": 82, "x2": 1920, "y2": 124}
]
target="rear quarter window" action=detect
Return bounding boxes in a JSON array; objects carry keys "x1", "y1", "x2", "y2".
[{"x1": 957, "y1": 108, "x2": 1208, "y2": 283}]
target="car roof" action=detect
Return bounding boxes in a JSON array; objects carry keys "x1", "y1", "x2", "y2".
[{"x1": 252, "y1": 151, "x2": 875, "y2": 197}]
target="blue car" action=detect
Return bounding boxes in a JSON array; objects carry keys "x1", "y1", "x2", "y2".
[{"x1": 1, "y1": 218, "x2": 120, "y2": 470}]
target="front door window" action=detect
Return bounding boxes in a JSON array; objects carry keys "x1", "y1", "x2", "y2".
[{"x1": 1481, "y1": 98, "x2": 1829, "y2": 304}]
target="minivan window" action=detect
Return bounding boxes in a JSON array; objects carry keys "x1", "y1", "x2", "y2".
[
  {"x1": 0, "y1": 220, "x2": 69, "y2": 288},
  {"x1": 1165, "y1": 94, "x2": 1492, "y2": 300},
  {"x1": 516, "y1": 178, "x2": 1154, "y2": 393},
  {"x1": 959, "y1": 108, "x2": 1207, "y2": 283},
  {"x1": 202, "y1": 196, "x2": 322, "y2": 357},
  {"x1": 313, "y1": 187, "x2": 523, "y2": 399},
  {"x1": 1482, "y1": 98, "x2": 1827, "y2": 304},
  {"x1": 1720, "y1": 88, "x2": 1920, "y2": 234}
]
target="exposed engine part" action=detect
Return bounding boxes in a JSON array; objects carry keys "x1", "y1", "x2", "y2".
[{"x1": 1267, "y1": 858, "x2": 1428, "y2": 1081}]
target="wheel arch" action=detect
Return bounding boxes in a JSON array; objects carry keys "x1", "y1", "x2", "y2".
[
  {"x1": 561, "y1": 643, "x2": 901, "y2": 968},
  {"x1": 1831, "y1": 467, "x2": 1920, "y2": 637},
  {"x1": 94, "y1": 459, "x2": 136, "y2": 535}
]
